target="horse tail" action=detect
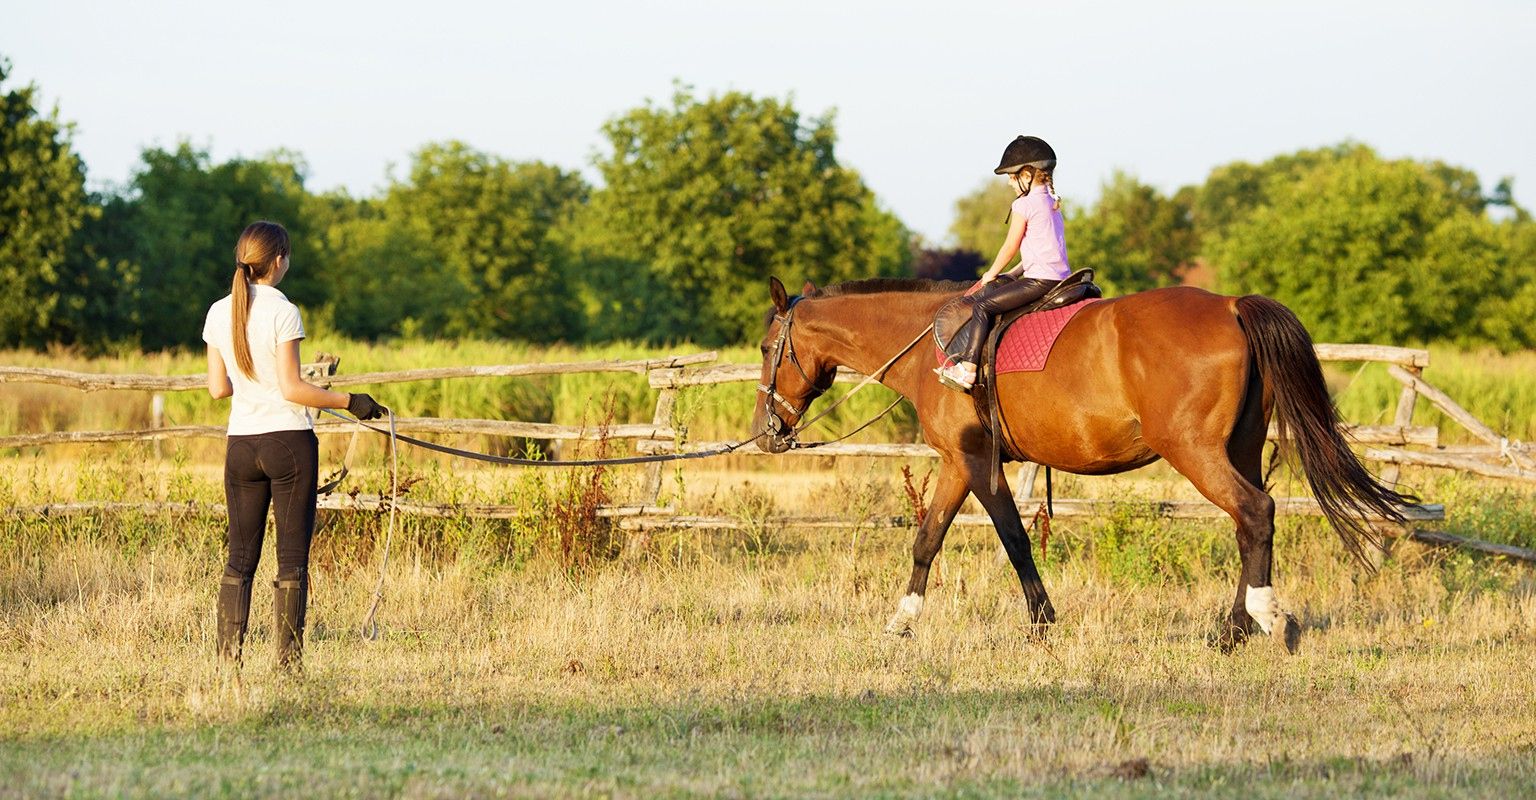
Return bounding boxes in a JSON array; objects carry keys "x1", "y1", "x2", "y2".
[{"x1": 1234, "y1": 294, "x2": 1419, "y2": 569}]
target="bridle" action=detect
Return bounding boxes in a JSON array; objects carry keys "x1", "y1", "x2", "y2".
[
  {"x1": 757, "y1": 303, "x2": 934, "y2": 450},
  {"x1": 757, "y1": 306, "x2": 818, "y2": 446},
  {"x1": 757, "y1": 305, "x2": 824, "y2": 446}
]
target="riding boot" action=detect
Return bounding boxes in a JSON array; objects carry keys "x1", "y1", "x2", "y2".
[
  {"x1": 273, "y1": 571, "x2": 308, "y2": 672},
  {"x1": 216, "y1": 571, "x2": 253, "y2": 664}
]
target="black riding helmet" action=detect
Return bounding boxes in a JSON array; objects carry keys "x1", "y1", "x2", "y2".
[{"x1": 994, "y1": 135, "x2": 1057, "y2": 175}]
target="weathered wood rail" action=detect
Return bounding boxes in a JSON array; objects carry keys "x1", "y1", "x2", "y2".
[
  {"x1": 0, "y1": 352, "x2": 718, "y2": 392},
  {"x1": 9, "y1": 341, "x2": 1535, "y2": 549}
]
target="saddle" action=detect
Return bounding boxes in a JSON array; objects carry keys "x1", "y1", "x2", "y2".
[
  {"x1": 933, "y1": 269, "x2": 1102, "y2": 365},
  {"x1": 946, "y1": 269, "x2": 1102, "y2": 490}
]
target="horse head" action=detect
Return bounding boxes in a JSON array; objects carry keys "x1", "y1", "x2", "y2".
[{"x1": 752, "y1": 277, "x2": 835, "y2": 453}]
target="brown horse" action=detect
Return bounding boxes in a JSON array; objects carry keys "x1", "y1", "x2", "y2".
[{"x1": 751, "y1": 276, "x2": 1416, "y2": 651}]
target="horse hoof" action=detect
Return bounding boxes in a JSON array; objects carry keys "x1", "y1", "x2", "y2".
[
  {"x1": 1209, "y1": 613, "x2": 1259, "y2": 654},
  {"x1": 1273, "y1": 613, "x2": 1302, "y2": 654},
  {"x1": 1210, "y1": 627, "x2": 1247, "y2": 654},
  {"x1": 883, "y1": 621, "x2": 915, "y2": 638}
]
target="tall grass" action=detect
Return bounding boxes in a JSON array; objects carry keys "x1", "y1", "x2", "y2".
[
  {"x1": 1326, "y1": 345, "x2": 1536, "y2": 443},
  {"x1": 1, "y1": 460, "x2": 1534, "y2": 797}
]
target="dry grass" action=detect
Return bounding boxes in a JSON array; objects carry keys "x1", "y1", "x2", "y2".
[
  {"x1": 2, "y1": 450, "x2": 1535, "y2": 798},
  {"x1": 3, "y1": 337, "x2": 1536, "y2": 797}
]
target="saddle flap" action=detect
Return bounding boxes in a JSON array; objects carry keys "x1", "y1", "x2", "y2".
[{"x1": 933, "y1": 297, "x2": 973, "y2": 355}]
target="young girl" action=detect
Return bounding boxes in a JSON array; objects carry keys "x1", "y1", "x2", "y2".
[
  {"x1": 203, "y1": 221, "x2": 385, "y2": 671},
  {"x1": 937, "y1": 135, "x2": 1070, "y2": 392}
]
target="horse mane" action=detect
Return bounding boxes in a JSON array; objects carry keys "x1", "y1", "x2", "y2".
[
  {"x1": 811, "y1": 277, "x2": 971, "y2": 297},
  {"x1": 763, "y1": 277, "x2": 970, "y2": 328}
]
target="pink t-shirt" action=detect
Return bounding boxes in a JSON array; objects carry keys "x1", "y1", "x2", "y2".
[{"x1": 1008, "y1": 190, "x2": 1070, "y2": 281}]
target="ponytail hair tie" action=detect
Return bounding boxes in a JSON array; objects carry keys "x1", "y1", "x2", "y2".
[{"x1": 235, "y1": 261, "x2": 250, "y2": 273}]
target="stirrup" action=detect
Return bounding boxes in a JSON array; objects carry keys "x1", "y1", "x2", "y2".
[{"x1": 934, "y1": 362, "x2": 976, "y2": 393}]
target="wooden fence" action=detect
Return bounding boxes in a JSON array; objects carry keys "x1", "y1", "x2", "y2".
[{"x1": 4, "y1": 343, "x2": 1534, "y2": 559}]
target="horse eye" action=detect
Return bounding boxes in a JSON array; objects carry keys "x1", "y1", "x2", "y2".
[{"x1": 760, "y1": 345, "x2": 769, "y2": 356}]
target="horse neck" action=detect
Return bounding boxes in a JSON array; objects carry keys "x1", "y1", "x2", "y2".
[{"x1": 800, "y1": 291, "x2": 955, "y2": 395}]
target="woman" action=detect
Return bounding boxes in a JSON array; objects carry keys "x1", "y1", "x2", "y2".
[{"x1": 203, "y1": 220, "x2": 385, "y2": 671}]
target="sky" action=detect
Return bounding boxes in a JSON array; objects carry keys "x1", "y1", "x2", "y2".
[{"x1": 7, "y1": 0, "x2": 1534, "y2": 243}]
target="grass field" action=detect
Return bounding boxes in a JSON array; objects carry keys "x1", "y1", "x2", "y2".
[
  {"x1": 2, "y1": 341, "x2": 1535, "y2": 797},
  {"x1": 2, "y1": 449, "x2": 1534, "y2": 798}
]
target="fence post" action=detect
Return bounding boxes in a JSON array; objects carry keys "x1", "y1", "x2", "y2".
[
  {"x1": 1014, "y1": 461, "x2": 1040, "y2": 502},
  {"x1": 1373, "y1": 361, "x2": 1425, "y2": 569},
  {"x1": 150, "y1": 394, "x2": 165, "y2": 458},
  {"x1": 1378, "y1": 365, "x2": 1420, "y2": 490},
  {"x1": 643, "y1": 387, "x2": 678, "y2": 505}
]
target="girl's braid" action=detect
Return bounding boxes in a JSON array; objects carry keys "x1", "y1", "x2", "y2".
[{"x1": 1042, "y1": 171, "x2": 1060, "y2": 210}]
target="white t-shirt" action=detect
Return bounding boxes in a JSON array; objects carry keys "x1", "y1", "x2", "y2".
[{"x1": 202, "y1": 284, "x2": 313, "y2": 435}]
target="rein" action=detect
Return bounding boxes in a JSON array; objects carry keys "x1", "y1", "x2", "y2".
[{"x1": 319, "y1": 408, "x2": 768, "y2": 467}]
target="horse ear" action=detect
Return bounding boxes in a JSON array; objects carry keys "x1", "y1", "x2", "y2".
[
  {"x1": 769, "y1": 276, "x2": 789, "y2": 313},
  {"x1": 801, "y1": 280, "x2": 818, "y2": 297}
]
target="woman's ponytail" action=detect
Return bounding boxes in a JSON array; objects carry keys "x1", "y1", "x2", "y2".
[
  {"x1": 228, "y1": 222, "x2": 291, "y2": 381},
  {"x1": 231, "y1": 262, "x2": 255, "y2": 379}
]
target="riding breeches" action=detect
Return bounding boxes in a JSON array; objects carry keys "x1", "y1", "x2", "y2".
[
  {"x1": 946, "y1": 276, "x2": 1057, "y2": 365},
  {"x1": 223, "y1": 429, "x2": 318, "y2": 581}
]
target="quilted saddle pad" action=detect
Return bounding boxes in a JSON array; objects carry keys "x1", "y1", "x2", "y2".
[{"x1": 994, "y1": 298, "x2": 1100, "y2": 374}]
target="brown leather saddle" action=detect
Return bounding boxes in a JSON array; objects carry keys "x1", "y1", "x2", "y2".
[
  {"x1": 934, "y1": 269, "x2": 1101, "y2": 366},
  {"x1": 948, "y1": 269, "x2": 1101, "y2": 491}
]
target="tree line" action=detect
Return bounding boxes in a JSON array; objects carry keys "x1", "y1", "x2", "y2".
[
  {"x1": 3, "y1": 55, "x2": 1533, "y2": 352},
  {"x1": 950, "y1": 145, "x2": 1535, "y2": 351}
]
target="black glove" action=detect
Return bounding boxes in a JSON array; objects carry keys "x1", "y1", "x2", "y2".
[{"x1": 347, "y1": 392, "x2": 387, "y2": 420}]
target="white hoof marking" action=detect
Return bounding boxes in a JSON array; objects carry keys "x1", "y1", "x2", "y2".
[
  {"x1": 883, "y1": 593, "x2": 924, "y2": 635},
  {"x1": 1245, "y1": 585, "x2": 1282, "y2": 635}
]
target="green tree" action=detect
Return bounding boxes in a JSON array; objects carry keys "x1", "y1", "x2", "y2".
[
  {"x1": 576, "y1": 87, "x2": 911, "y2": 345},
  {"x1": 1465, "y1": 209, "x2": 1536, "y2": 351},
  {"x1": 1192, "y1": 143, "x2": 1366, "y2": 237},
  {"x1": 0, "y1": 57, "x2": 90, "y2": 346},
  {"x1": 305, "y1": 189, "x2": 458, "y2": 340},
  {"x1": 51, "y1": 192, "x2": 140, "y2": 347},
  {"x1": 947, "y1": 178, "x2": 1016, "y2": 263},
  {"x1": 382, "y1": 142, "x2": 586, "y2": 342},
  {"x1": 1067, "y1": 171, "x2": 1197, "y2": 294},
  {"x1": 1207, "y1": 149, "x2": 1484, "y2": 344},
  {"x1": 116, "y1": 143, "x2": 312, "y2": 350}
]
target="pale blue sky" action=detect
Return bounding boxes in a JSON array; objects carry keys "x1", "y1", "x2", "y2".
[{"x1": 7, "y1": 0, "x2": 1533, "y2": 242}]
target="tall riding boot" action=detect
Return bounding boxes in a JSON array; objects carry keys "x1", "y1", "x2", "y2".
[
  {"x1": 216, "y1": 571, "x2": 253, "y2": 664},
  {"x1": 273, "y1": 571, "x2": 308, "y2": 672}
]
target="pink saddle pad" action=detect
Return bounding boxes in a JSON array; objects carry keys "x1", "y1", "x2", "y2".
[{"x1": 995, "y1": 298, "x2": 1100, "y2": 373}]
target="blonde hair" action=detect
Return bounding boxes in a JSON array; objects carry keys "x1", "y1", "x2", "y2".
[
  {"x1": 1014, "y1": 165, "x2": 1061, "y2": 210},
  {"x1": 230, "y1": 221, "x2": 290, "y2": 380}
]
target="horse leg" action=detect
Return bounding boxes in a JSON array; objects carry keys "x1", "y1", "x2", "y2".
[
  {"x1": 1157, "y1": 442, "x2": 1298, "y2": 654},
  {"x1": 884, "y1": 465, "x2": 970, "y2": 637},
  {"x1": 967, "y1": 457, "x2": 1055, "y2": 632}
]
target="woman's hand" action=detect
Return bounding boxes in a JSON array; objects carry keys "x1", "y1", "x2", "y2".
[{"x1": 346, "y1": 393, "x2": 387, "y2": 420}]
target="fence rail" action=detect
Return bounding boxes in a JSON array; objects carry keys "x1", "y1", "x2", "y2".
[
  {"x1": 6, "y1": 338, "x2": 1531, "y2": 545},
  {"x1": 0, "y1": 417, "x2": 680, "y2": 449},
  {"x1": 0, "y1": 352, "x2": 717, "y2": 393}
]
